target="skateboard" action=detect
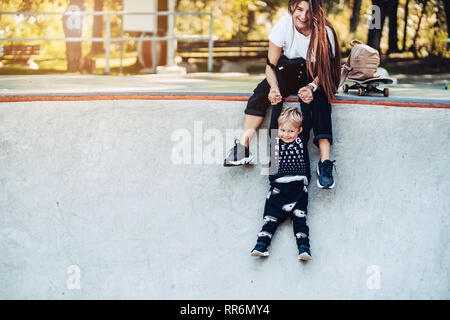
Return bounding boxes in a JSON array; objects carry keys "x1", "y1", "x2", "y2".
[{"x1": 342, "y1": 77, "x2": 393, "y2": 97}]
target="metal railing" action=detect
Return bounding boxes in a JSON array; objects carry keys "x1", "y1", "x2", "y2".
[{"x1": 0, "y1": 11, "x2": 214, "y2": 73}]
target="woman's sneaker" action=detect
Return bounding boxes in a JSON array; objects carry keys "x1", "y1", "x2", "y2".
[
  {"x1": 224, "y1": 139, "x2": 253, "y2": 166},
  {"x1": 317, "y1": 160, "x2": 336, "y2": 189},
  {"x1": 298, "y1": 245, "x2": 312, "y2": 261},
  {"x1": 251, "y1": 242, "x2": 269, "y2": 257}
]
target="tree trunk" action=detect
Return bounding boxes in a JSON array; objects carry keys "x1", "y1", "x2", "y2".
[
  {"x1": 402, "y1": 0, "x2": 410, "y2": 51},
  {"x1": 158, "y1": 0, "x2": 168, "y2": 36},
  {"x1": 444, "y1": 0, "x2": 450, "y2": 38},
  {"x1": 388, "y1": 0, "x2": 399, "y2": 53},
  {"x1": 350, "y1": 0, "x2": 363, "y2": 32},
  {"x1": 367, "y1": 0, "x2": 389, "y2": 52},
  {"x1": 248, "y1": 10, "x2": 255, "y2": 36},
  {"x1": 63, "y1": 0, "x2": 85, "y2": 72},
  {"x1": 411, "y1": 0, "x2": 429, "y2": 58},
  {"x1": 91, "y1": 0, "x2": 104, "y2": 54}
]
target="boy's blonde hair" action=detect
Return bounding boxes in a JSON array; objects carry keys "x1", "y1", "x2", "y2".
[{"x1": 278, "y1": 107, "x2": 303, "y2": 128}]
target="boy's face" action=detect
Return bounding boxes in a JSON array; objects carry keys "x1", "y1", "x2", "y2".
[{"x1": 278, "y1": 121, "x2": 303, "y2": 143}]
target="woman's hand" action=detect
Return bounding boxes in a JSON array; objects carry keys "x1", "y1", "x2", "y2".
[
  {"x1": 298, "y1": 85, "x2": 314, "y2": 104},
  {"x1": 268, "y1": 86, "x2": 282, "y2": 105}
]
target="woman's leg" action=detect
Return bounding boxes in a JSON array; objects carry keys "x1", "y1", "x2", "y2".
[
  {"x1": 300, "y1": 88, "x2": 335, "y2": 187},
  {"x1": 311, "y1": 88, "x2": 335, "y2": 188},
  {"x1": 318, "y1": 139, "x2": 330, "y2": 162},
  {"x1": 239, "y1": 114, "x2": 264, "y2": 148},
  {"x1": 300, "y1": 97, "x2": 332, "y2": 162},
  {"x1": 311, "y1": 88, "x2": 333, "y2": 150},
  {"x1": 224, "y1": 79, "x2": 271, "y2": 166}
]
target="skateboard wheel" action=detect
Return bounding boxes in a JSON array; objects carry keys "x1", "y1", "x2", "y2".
[
  {"x1": 383, "y1": 88, "x2": 389, "y2": 97},
  {"x1": 343, "y1": 84, "x2": 349, "y2": 93},
  {"x1": 358, "y1": 88, "x2": 365, "y2": 96}
]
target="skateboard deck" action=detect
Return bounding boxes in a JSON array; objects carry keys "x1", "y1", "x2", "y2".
[{"x1": 343, "y1": 77, "x2": 393, "y2": 96}]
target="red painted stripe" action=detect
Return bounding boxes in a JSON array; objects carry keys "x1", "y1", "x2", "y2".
[
  {"x1": 332, "y1": 99, "x2": 450, "y2": 109},
  {"x1": 0, "y1": 95, "x2": 250, "y2": 102},
  {"x1": 0, "y1": 94, "x2": 448, "y2": 109}
]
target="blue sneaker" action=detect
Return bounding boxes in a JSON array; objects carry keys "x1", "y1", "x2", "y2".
[
  {"x1": 317, "y1": 160, "x2": 336, "y2": 189},
  {"x1": 251, "y1": 242, "x2": 269, "y2": 257},
  {"x1": 298, "y1": 245, "x2": 312, "y2": 261}
]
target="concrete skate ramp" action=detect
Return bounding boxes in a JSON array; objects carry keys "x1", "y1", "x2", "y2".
[{"x1": 0, "y1": 98, "x2": 449, "y2": 299}]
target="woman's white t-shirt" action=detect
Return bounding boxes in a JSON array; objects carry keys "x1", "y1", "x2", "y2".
[{"x1": 269, "y1": 14, "x2": 336, "y2": 60}]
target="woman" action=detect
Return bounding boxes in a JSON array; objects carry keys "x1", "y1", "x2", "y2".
[{"x1": 224, "y1": 0, "x2": 341, "y2": 189}]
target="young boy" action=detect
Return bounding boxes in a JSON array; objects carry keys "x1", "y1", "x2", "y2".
[{"x1": 251, "y1": 105, "x2": 312, "y2": 260}]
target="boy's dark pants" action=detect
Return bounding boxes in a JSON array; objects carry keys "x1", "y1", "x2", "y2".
[
  {"x1": 256, "y1": 180, "x2": 310, "y2": 250},
  {"x1": 244, "y1": 56, "x2": 333, "y2": 146}
]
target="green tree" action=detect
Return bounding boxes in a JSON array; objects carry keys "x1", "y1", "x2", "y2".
[{"x1": 176, "y1": 0, "x2": 286, "y2": 40}]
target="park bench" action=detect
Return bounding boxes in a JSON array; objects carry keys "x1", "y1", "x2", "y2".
[
  {"x1": 177, "y1": 40, "x2": 268, "y2": 61},
  {"x1": 0, "y1": 44, "x2": 40, "y2": 69}
]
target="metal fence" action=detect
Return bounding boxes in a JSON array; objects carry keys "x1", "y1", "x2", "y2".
[{"x1": 0, "y1": 11, "x2": 214, "y2": 73}]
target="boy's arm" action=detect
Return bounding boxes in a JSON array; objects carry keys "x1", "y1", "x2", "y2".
[
  {"x1": 268, "y1": 104, "x2": 282, "y2": 178},
  {"x1": 269, "y1": 104, "x2": 282, "y2": 137}
]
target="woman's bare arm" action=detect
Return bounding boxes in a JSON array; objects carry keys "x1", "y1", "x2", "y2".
[
  {"x1": 267, "y1": 41, "x2": 283, "y2": 105},
  {"x1": 266, "y1": 41, "x2": 282, "y2": 89}
]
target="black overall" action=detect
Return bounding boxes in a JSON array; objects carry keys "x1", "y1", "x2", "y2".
[{"x1": 244, "y1": 55, "x2": 333, "y2": 146}]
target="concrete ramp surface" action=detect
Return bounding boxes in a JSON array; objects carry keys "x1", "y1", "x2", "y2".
[{"x1": 0, "y1": 99, "x2": 449, "y2": 299}]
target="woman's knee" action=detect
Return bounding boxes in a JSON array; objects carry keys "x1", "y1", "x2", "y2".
[
  {"x1": 245, "y1": 79, "x2": 271, "y2": 117},
  {"x1": 313, "y1": 88, "x2": 331, "y2": 109}
]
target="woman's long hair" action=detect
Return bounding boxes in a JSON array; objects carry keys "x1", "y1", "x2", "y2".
[{"x1": 288, "y1": 0, "x2": 341, "y2": 102}]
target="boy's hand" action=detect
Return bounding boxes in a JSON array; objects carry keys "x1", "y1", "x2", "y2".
[
  {"x1": 298, "y1": 85, "x2": 314, "y2": 104},
  {"x1": 268, "y1": 86, "x2": 282, "y2": 105}
]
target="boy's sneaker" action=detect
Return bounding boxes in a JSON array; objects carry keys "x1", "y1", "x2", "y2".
[
  {"x1": 317, "y1": 160, "x2": 336, "y2": 189},
  {"x1": 224, "y1": 139, "x2": 253, "y2": 166},
  {"x1": 298, "y1": 245, "x2": 312, "y2": 261},
  {"x1": 251, "y1": 242, "x2": 269, "y2": 257}
]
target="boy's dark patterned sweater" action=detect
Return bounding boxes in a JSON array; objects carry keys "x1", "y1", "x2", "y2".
[{"x1": 268, "y1": 105, "x2": 311, "y2": 183}]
